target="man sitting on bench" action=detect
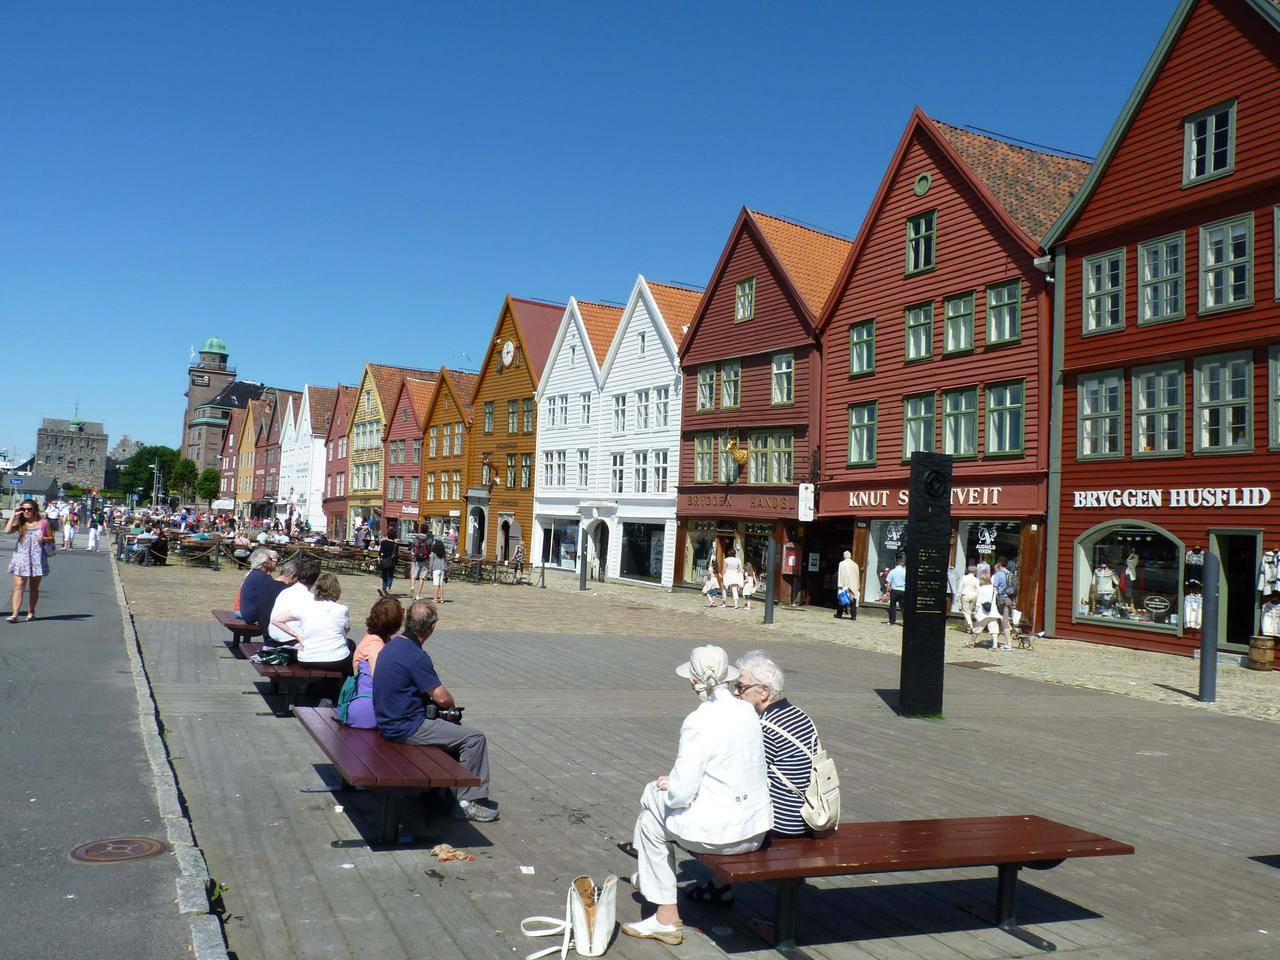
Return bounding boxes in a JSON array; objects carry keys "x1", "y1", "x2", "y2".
[
  {"x1": 620, "y1": 645, "x2": 772, "y2": 947},
  {"x1": 372, "y1": 601, "x2": 498, "y2": 823}
]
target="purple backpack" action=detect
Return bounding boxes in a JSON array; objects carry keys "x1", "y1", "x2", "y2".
[{"x1": 337, "y1": 659, "x2": 376, "y2": 729}]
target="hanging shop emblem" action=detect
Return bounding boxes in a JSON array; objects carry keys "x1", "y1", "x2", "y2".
[
  {"x1": 1072, "y1": 487, "x2": 1272, "y2": 509},
  {"x1": 882, "y1": 521, "x2": 906, "y2": 552},
  {"x1": 975, "y1": 524, "x2": 998, "y2": 555}
]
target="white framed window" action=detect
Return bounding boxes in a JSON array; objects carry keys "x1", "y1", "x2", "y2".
[
  {"x1": 985, "y1": 380, "x2": 1024, "y2": 456},
  {"x1": 696, "y1": 365, "x2": 716, "y2": 411},
  {"x1": 720, "y1": 360, "x2": 741, "y2": 408},
  {"x1": 633, "y1": 451, "x2": 649, "y2": 493},
  {"x1": 523, "y1": 398, "x2": 534, "y2": 433},
  {"x1": 507, "y1": 454, "x2": 516, "y2": 489},
  {"x1": 847, "y1": 402, "x2": 876, "y2": 466},
  {"x1": 693, "y1": 434, "x2": 713, "y2": 483},
  {"x1": 903, "y1": 393, "x2": 935, "y2": 458},
  {"x1": 1133, "y1": 363, "x2": 1183, "y2": 457},
  {"x1": 943, "y1": 293, "x2": 974, "y2": 353},
  {"x1": 905, "y1": 302, "x2": 932, "y2": 361},
  {"x1": 518, "y1": 457, "x2": 528, "y2": 490},
  {"x1": 611, "y1": 452, "x2": 625, "y2": 493},
  {"x1": 453, "y1": 422, "x2": 463, "y2": 455},
  {"x1": 509, "y1": 399, "x2": 520, "y2": 432},
  {"x1": 1183, "y1": 99, "x2": 1235, "y2": 186},
  {"x1": 654, "y1": 386, "x2": 670, "y2": 427},
  {"x1": 613, "y1": 394, "x2": 626, "y2": 432},
  {"x1": 554, "y1": 450, "x2": 566, "y2": 487},
  {"x1": 652, "y1": 450, "x2": 669, "y2": 493},
  {"x1": 719, "y1": 432, "x2": 739, "y2": 483},
  {"x1": 1138, "y1": 233, "x2": 1184, "y2": 324},
  {"x1": 747, "y1": 430, "x2": 793, "y2": 484},
  {"x1": 426, "y1": 473, "x2": 434, "y2": 501},
  {"x1": 987, "y1": 281, "x2": 1021, "y2": 344},
  {"x1": 942, "y1": 387, "x2": 977, "y2": 457},
  {"x1": 410, "y1": 477, "x2": 419, "y2": 501},
  {"x1": 1200, "y1": 214, "x2": 1253, "y2": 313},
  {"x1": 636, "y1": 389, "x2": 651, "y2": 429},
  {"x1": 1078, "y1": 371, "x2": 1124, "y2": 459},
  {"x1": 557, "y1": 394, "x2": 568, "y2": 426},
  {"x1": 484, "y1": 402, "x2": 493, "y2": 433},
  {"x1": 1193, "y1": 352, "x2": 1251, "y2": 452},
  {"x1": 542, "y1": 451, "x2": 554, "y2": 487},
  {"x1": 906, "y1": 210, "x2": 936, "y2": 274},
  {"x1": 849, "y1": 320, "x2": 874, "y2": 376},
  {"x1": 578, "y1": 449, "x2": 589, "y2": 488},
  {"x1": 580, "y1": 392, "x2": 592, "y2": 425},
  {"x1": 771, "y1": 352, "x2": 794, "y2": 405},
  {"x1": 413, "y1": 439, "x2": 421, "y2": 463},
  {"x1": 638, "y1": 331, "x2": 646, "y2": 354},
  {"x1": 735, "y1": 278, "x2": 756, "y2": 321},
  {"x1": 1083, "y1": 250, "x2": 1124, "y2": 332}
]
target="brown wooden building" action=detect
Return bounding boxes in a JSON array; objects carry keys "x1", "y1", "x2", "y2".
[
  {"x1": 1044, "y1": 0, "x2": 1280, "y2": 655},
  {"x1": 675, "y1": 208, "x2": 852, "y2": 603},
  {"x1": 816, "y1": 109, "x2": 1089, "y2": 628},
  {"x1": 420, "y1": 367, "x2": 480, "y2": 551},
  {"x1": 464, "y1": 295, "x2": 564, "y2": 561},
  {"x1": 322, "y1": 385, "x2": 357, "y2": 541}
]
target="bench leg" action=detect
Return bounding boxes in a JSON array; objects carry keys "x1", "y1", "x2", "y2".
[
  {"x1": 995, "y1": 864, "x2": 1056, "y2": 953},
  {"x1": 378, "y1": 793, "x2": 402, "y2": 845}
]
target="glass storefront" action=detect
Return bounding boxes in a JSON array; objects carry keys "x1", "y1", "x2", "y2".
[
  {"x1": 865, "y1": 519, "x2": 907, "y2": 602},
  {"x1": 685, "y1": 520, "x2": 717, "y2": 583},
  {"x1": 540, "y1": 519, "x2": 580, "y2": 570},
  {"x1": 955, "y1": 520, "x2": 1022, "y2": 596},
  {"x1": 743, "y1": 523, "x2": 773, "y2": 578},
  {"x1": 1074, "y1": 523, "x2": 1181, "y2": 629},
  {"x1": 620, "y1": 522, "x2": 664, "y2": 582}
]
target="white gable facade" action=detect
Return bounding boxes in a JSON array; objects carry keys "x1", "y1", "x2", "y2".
[
  {"x1": 591, "y1": 277, "x2": 682, "y2": 589},
  {"x1": 532, "y1": 299, "x2": 604, "y2": 575},
  {"x1": 278, "y1": 388, "x2": 328, "y2": 531}
]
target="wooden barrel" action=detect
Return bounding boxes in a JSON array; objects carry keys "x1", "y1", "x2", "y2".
[{"x1": 1247, "y1": 635, "x2": 1275, "y2": 671}]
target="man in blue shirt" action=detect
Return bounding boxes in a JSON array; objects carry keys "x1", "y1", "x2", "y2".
[
  {"x1": 238, "y1": 547, "x2": 283, "y2": 627},
  {"x1": 373, "y1": 600, "x2": 497, "y2": 822},
  {"x1": 885, "y1": 555, "x2": 907, "y2": 626}
]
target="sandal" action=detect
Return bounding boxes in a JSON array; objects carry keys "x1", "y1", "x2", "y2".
[
  {"x1": 686, "y1": 881, "x2": 734, "y2": 905},
  {"x1": 5, "y1": 616, "x2": 17, "y2": 623},
  {"x1": 616, "y1": 841, "x2": 638, "y2": 859}
]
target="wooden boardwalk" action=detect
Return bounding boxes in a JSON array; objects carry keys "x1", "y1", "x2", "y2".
[{"x1": 136, "y1": 617, "x2": 1280, "y2": 959}]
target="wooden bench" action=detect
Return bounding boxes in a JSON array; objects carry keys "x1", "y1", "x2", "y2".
[
  {"x1": 212, "y1": 609, "x2": 260, "y2": 655},
  {"x1": 237, "y1": 642, "x2": 345, "y2": 713},
  {"x1": 696, "y1": 815, "x2": 1134, "y2": 954},
  {"x1": 295, "y1": 706, "x2": 482, "y2": 844}
]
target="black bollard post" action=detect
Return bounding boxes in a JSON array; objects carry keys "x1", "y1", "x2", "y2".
[
  {"x1": 764, "y1": 539, "x2": 778, "y2": 625},
  {"x1": 540, "y1": 556, "x2": 546, "y2": 589},
  {"x1": 579, "y1": 538, "x2": 588, "y2": 591},
  {"x1": 1199, "y1": 551, "x2": 1219, "y2": 703},
  {"x1": 473, "y1": 557, "x2": 481, "y2": 584}
]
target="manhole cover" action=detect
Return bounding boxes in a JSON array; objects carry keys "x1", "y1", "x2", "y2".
[
  {"x1": 70, "y1": 837, "x2": 168, "y2": 863},
  {"x1": 948, "y1": 660, "x2": 999, "y2": 670}
]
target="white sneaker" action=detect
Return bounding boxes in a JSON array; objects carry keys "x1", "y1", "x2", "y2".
[{"x1": 622, "y1": 915, "x2": 683, "y2": 945}]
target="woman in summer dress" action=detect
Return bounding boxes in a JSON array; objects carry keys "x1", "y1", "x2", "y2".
[{"x1": 7, "y1": 499, "x2": 55, "y2": 621}]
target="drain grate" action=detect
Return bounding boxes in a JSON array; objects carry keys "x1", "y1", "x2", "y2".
[
  {"x1": 948, "y1": 660, "x2": 999, "y2": 670},
  {"x1": 70, "y1": 837, "x2": 168, "y2": 863}
]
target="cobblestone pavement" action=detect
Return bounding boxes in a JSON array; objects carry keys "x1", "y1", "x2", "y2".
[{"x1": 118, "y1": 558, "x2": 1278, "y2": 722}]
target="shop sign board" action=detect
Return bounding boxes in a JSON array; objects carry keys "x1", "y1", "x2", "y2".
[
  {"x1": 679, "y1": 491, "x2": 797, "y2": 519},
  {"x1": 798, "y1": 483, "x2": 815, "y2": 521},
  {"x1": 402, "y1": 505, "x2": 419, "y2": 516},
  {"x1": 1072, "y1": 487, "x2": 1271, "y2": 509}
]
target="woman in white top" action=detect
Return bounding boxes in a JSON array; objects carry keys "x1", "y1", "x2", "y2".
[
  {"x1": 721, "y1": 552, "x2": 745, "y2": 608},
  {"x1": 972, "y1": 572, "x2": 1006, "y2": 649},
  {"x1": 958, "y1": 565, "x2": 980, "y2": 631},
  {"x1": 272, "y1": 572, "x2": 352, "y2": 673}
]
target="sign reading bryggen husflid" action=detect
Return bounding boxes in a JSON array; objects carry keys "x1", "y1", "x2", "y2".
[{"x1": 1043, "y1": 0, "x2": 1280, "y2": 656}]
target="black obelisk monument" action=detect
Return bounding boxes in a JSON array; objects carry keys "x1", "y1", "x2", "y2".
[{"x1": 898, "y1": 451, "x2": 953, "y2": 716}]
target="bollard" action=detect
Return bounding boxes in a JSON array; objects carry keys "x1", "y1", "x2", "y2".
[
  {"x1": 1198, "y1": 551, "x2": 1219, "y2": 703},
  {"x1": 540, "y1": 557, "x2": 546, "y2": 589},
  {"x1": 579, "y1": 542, "x2": 588, "y2": 591},
  {"x1": 764, "y1": 539, "x2": 778, "y2": 625},
  {"x1": 473, "y1": 558, "x2": 481, "y2": 584}
]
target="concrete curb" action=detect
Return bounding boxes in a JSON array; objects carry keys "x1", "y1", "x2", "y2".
[{"x1": 109, "y1": 557, "x2": 230, "y2": 960}]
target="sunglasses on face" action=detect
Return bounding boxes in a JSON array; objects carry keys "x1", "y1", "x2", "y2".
[{"x1": 734, "y1": 682, "x2": 764, "y2": 695}]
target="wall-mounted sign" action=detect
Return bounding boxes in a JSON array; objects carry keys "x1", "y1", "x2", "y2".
[
  {"x1": 807, "y1": 552, "x2": 820, "y2": 572},
  {"x1": 798, "y1": 483, "x2": 815, "y2": 521},
  {"x1": 849, "y1": 485, "x2": 1005, "y2": 509},
  {"x1": 1143, "y1": 595, "x2": 1171, "y2": 614},
  {"x1": 191, "y1": 373, "x2": 210, "y2": 387},
  {"x1": 1072, "y1": 487, "x2": 1272, "y2": 509},
  {"x1": 402, "y1": 505, "x2": 419, "y2": 516}
]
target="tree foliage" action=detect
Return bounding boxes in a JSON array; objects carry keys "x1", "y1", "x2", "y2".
[
  {"x1": 170, "y1": 458, "x2": 199, "y2": 499},
  {"x1": 196, "y1": 468, "x2": 222, "y2": 508},
  {"x1": 118, "y1": 445, "x2": 179, "y2": 502}
]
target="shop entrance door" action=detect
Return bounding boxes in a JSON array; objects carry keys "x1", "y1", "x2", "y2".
[
  {"x1": 717, "y1": 534, "x2": 736, "y2": 574},
  {"x1": 1209, "y1": 530, "x2": 1259, "y2": 652}
]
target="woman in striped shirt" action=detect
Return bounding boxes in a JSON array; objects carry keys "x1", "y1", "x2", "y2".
[{"x1": 687, "y1": 649, "x2": 821, "y2": 905}]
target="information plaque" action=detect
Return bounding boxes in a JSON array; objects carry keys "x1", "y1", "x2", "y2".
[{"x1": 899, "y1": 452, "x2": 953, "y2": 717}]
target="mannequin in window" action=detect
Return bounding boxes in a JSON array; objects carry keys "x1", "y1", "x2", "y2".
[
  {"x1": 1259, "y1": 550, "x2": 1280, "y2": 595},
  {"x1": 1092, "y1": 561, "x2": 1120, "y2": 615},
  {"x1": 1122, "y1": 551, "x2": 1139, "y2": 612},
  {"x1": 1262, "y1": 592, "x2": 1280, "y2": 638},
  {"x1": 1183, "y1": 579, "x2": 1203, "y2": 630}
]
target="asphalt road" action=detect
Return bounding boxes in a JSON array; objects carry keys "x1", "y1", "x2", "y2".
[{"x1": 0, "y1": 539, "x2": 191, "y2": 959}]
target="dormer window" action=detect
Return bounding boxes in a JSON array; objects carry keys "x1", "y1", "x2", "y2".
[
  {"x1": 735, "y1": 278, "x2": 755, "y2": 321},
  {"x1": 1183, "y1": 100, "x2": 1235, "y2": 185}
]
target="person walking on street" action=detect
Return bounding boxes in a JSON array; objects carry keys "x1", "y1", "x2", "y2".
[
  {"x1": 885, "y1": 555, "x2": 907, "y2": 626},
  {"x1": 959, "y1": 564, "x2": 980, "y2": 631},
  {"x1": 835, "y1": 549, "x2": 860, "y2": 620},
  {"x1": 87, "y1": 512, "x2": 101, "y2": 552},
  {"x1": 377, "y1": 531, "x2": 398, "y2": 597},
  {"x1": 721, "y1": 551, "x2": 744, "y2": 608},
  {"x1": 430, "y1": 539, "x2": 448, "y2": 604},
  {"x1": 6, "y1": 499, "x2": 55, "y2": 622}
]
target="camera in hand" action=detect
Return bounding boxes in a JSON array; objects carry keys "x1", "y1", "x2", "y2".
[{"x1": 424, "y1": 703, "x2": 465, "y2": 724}]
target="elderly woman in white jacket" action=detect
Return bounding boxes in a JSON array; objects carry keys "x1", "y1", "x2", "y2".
[{"x1": 621, "y1": 645, "x2": 773, "y2": 946}]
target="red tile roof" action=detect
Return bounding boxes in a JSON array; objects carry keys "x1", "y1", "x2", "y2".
[
  {"x1": 749, "y1": 211, "x2": 853, "y2": 318},
  {"x1": 509, "y1": 297, "x2": 566, "y2": 379},
  {"x1": 930, "y1": 118, "x2": 1091, "y2": 242},
  {"x1": 327, "y1": 385, "x2": 358, "y2": 443},
  {"x1": 367, "y1": 363, "x2": 437, "y2": 420},
  {"x1": 404, "y1": 377, "x2": 437, "y2": 431},
  {"x1": 306, "y1": 386, "x2": 338, "y2": 437},
  {"x1": 576, "y1": 300, "x2": 625, "y2": 366},
  {"x1": 449, "y1": 369, "x2": 480, "y2": 409},
  {"x1": 646, "y1": 281, "x2": 703, "y2": 346}
]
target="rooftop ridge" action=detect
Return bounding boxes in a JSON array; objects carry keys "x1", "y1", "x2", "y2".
[
  {"x1": 930, "y1": 117, "x2": 1093, "y2": 169},
  {"x1": 748, "y1": 208, "x2": 855, "y2": 243}
]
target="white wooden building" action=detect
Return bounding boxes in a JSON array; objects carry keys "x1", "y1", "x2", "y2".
[{"x1": 277, "y1": 385, "x2": 336, "y2": 532}]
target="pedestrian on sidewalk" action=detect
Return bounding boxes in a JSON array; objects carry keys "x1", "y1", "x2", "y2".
[
  {"x1": 87, "y1": 512, "x2": 101, "y2": 552},
  {"x1": 62, "y1": 511, "x2": 77, "y2": 550},
  {"x1": 885, "y1": 555, "x2": 907, "y2": 625},
  {"x1": 377, "y1": 531, "x2": 398, "y2": 597},
  {"x1": 6, "y1": 499, "x2": 55, "y2": 622},
  {"x1": 721, "y1": 551, "x2": 745, "y2": 608},
  {"x1": 430, "y1": 539, "x2": 448, "y2": 604},
  {"x1": 742, "y1": 563, "x2": 758, "y2": 610},
  {"x1": 835, "y1": 550, "x2": 860, "y2": 620}
]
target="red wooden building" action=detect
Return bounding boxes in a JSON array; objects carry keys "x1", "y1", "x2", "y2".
[
  {"x1": 382, "y1": 377, "x2": 436, "y2": 539},
  {"x1": 1043, "y1": 0, "x2": 1280, "y2": 655},
  {"x1": 675, "y1": 208, "x2": 852, "y2": 603},
  {"x1": 218, "y1": 407, "x2": 246, "y2": 511},
  {"x1": 816, "y1": 109, "x2": 1089, "y2": 628},
  {"x1": 322, "y1": 385, "x2": 357, "y2": 541}
]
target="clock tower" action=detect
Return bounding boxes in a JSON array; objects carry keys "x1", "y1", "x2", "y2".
[{"x1": 179, "y1": 336, "x2": 237, "y2": 472}]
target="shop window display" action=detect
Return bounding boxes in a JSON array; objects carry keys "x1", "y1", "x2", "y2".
[
  {"x1": 621, "y1": 522, "x2": 664, "y2": 582},
  {"x1": 865, "y1": 519, "x2": 907, "y2": 602},
  {"x1": 540, "y1": 520, "x2": 579, "y2": 570},
  {"x1": 744, "y1": 523, "x2": 773, "y2": 577},
  {"x1": 685, "y1": 521, "x2": 717, "y2": 582},
  {"x1": 1075, "y1": 524, "x2": 1181, "y2": 629}
]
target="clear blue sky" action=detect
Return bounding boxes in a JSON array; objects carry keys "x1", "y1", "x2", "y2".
[{"x1": 0, "y1": 0, "x2": 1171, "y2": 464}]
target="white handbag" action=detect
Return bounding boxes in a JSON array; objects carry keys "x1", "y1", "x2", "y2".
[{"x1": 521, "y1": 875, "x2": 617, "y2": 958}]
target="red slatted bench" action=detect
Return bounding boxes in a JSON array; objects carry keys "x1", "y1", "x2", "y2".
[
  {"x1": 213, "y1": 609, "x2": 259, "y2": 656},
  {"x1": 295, "y1": 706, "x2": 481, "y2": 844},
  {"x1": 696, "y1": 815, "x2": 1133, "y2": 953},
  {"x1": 238, "y1": 641, "x2": 345, "y2": 713}
]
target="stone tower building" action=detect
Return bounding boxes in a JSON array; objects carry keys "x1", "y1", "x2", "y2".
[
  {"x1": 36, "y1": 413, "x2": 108, "y2": 489},
  {"x1": 180, "y1": 336, "x2": 238, "y2": 471}
]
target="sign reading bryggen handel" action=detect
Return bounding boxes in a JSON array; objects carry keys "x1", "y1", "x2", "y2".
[{"x1": 1073, "y1": 487, "x2": 1272, "y2": 508}]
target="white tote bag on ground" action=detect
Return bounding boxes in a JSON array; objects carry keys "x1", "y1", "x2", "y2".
[{"x1": 521, "y1": 874, "x2": 617, "y2": 958}]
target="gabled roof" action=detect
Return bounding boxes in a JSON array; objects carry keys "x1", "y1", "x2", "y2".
[
  {"x1": 325, "y1": 385, "x2": 358, "y2": 445},
  {"x1": 364, "y1": 363, "x2": 437, "y2": 421},
  {"x1": 646, "y1": 281, "x2": 703, "y2": 346},
  {"x1": 449, "y1": 370, "x2": 480, "y2": 411},
  {"x1": 931, "y1": 121, "x2": 1090, "y2": 242},
  {"x1": 1043, "y1": 0, "x2": 1280, "y2": 247},
  {"x1": 306, "y1": 385, "x2": 338, "y2": 438},
  {"x1": 749, "y1": 210, "x2": 853, "y2": 318},
  {"x1": 221, "y1": 408, "x2": 247, "y2": 458},
  {"x1": 576, "y1": 300, "x2": 625, "y2": 366},
  {"x1": 423, "y1": 366, "x2": 479, "y2": 431},
  {"x1": 404, "y1": 378, "x2": 436, "y2": 430},
  {"x1": 680, "y1": 208, "x2": 850, "y2": 359},
  {"x1": 508, "y1": 297, "x2": 566, "y2": 380},
  {"x1": 205, "y1": 380, "x2": 266, "y2": 410}
]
